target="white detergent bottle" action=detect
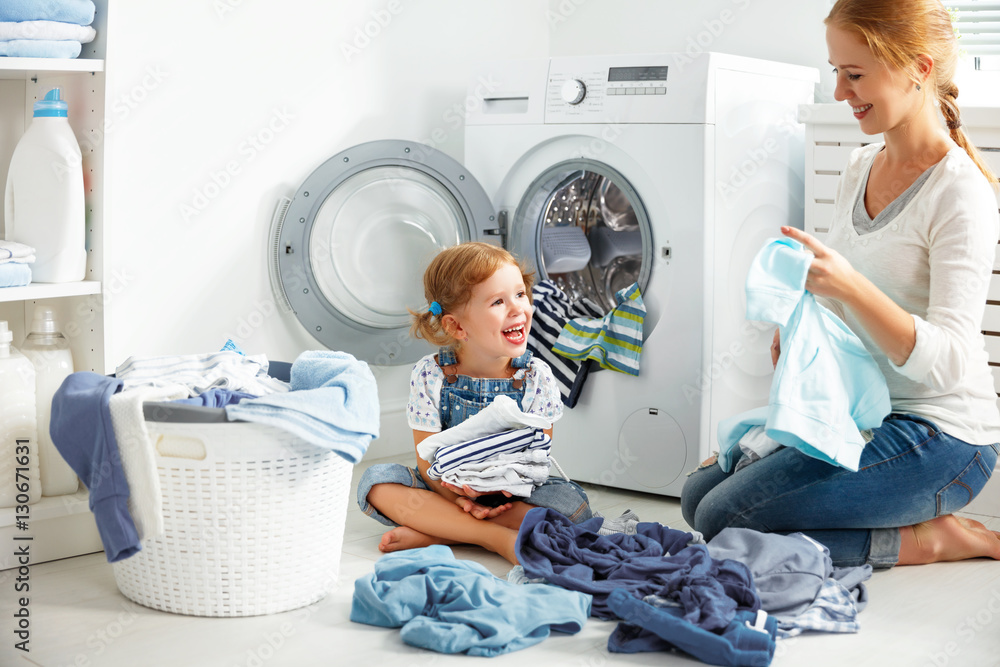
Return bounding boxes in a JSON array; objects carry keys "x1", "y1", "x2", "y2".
[
  {"x1": 4, "y1": 88, "x2": 86, "y2": 283},
  {"x1": 20, "y1": 308, "x2": 78, "y2": 496},
  {"x1": 0, "y1": 321, "x2": 41, "y2": 508}
]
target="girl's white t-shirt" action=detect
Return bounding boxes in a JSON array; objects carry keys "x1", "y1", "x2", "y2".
[{"x1": 406, "y1": 352, "x2": 564, "y2": 432}]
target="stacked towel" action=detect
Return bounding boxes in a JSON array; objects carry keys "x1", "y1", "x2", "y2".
[
  {"x1": 0, "y1": 240, "x2": 34, "y2": 287},
  {"x1": 0, "y1": 0, "x2": 97, "y2": 59}
]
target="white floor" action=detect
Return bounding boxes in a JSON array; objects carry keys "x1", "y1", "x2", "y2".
[{"x1": 2, "y1": 453, "x2": 999, "y2": 667}]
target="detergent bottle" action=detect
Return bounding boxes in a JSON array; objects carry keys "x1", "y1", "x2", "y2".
[
  {"x1": 20, "y1": 308, "x2": 79, "y2": 496},
  {"x1": 0, "y1": 320, "x2": 41, "y2": 508},
  {"x1": 4, "y1": 88, "x2": 86, "y2": 283}
]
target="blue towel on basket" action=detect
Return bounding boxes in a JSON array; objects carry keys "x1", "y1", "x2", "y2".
[
  {"x1": 0, "y1": 262, "x2": 31, "y2": 288},
  {"x1": 0, "y1": 39, "x2": 82, "y2": 59},
  {"x1": 0, "y1": 0, "x2": 96, "y2": 25},
  {"x1": 225, "y1": 350, "x2": 380, "y2": 463},
  {"x1": 553, "y1": 282, "x2": 645, "y2": 376}
]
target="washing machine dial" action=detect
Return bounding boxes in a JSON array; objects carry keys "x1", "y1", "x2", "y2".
[{"x1": 561, "y1": 79, "x2": 587, "y2": 105}]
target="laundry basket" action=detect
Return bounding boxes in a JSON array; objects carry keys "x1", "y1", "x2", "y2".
[{"x1": 111, "y1": 370, "x2": 353, "y2": 617}]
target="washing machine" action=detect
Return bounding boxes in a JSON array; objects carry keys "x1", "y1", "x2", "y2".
[{"x1": 269, "y1": 52, "x2": 818, "y2": 497}]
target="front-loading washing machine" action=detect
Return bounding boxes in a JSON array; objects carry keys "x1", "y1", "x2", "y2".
[{"x1": 269, "y1": 52, "x2": 817, "y2": 497}]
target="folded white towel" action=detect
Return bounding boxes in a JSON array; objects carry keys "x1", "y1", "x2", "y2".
[
  {"x1": 440, "y1": 449, "x2": 552, "y2": 497},
  {"x1": 115, "y1": 351, "x2": 289, "y2": 398},
  {"x1": 416, "y1": 395, "x2": 552, "y2": 462},
  {"x1": 0, "y1": 239, "x2": 36, "y2": 264},
  {"x1": 108, "y1": 384, "x2": 188, "y2": 542},
  {"x1": 0, "y1": 20, "x2": 96, "y2": 42}
]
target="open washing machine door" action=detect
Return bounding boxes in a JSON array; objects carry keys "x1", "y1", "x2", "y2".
[
  {"x1": 269, "y1": 140, "x2": 502, "y2": 365},
  {"x1": 506, "y1": 158, "x2": 653, "y2": 317}
]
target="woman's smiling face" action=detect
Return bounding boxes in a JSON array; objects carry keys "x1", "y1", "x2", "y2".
[{"x1": 826, "y1": 23, "x2": 922, "y2": 135}]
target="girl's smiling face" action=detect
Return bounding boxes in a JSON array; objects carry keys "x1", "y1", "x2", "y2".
[
  {"x1": 826, "y1": 24, "x2": 924, "y2": 135},
  {"x1": 450, "y1": 262, "x2": 532, "y2": 366}
]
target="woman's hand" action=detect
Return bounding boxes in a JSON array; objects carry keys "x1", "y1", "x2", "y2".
[
  {"x1": 770, "y1": 328, "x2": 781, "y2": 368},
  {"x1": 780, "y1": 226, "x2": 860, "y2": 303}
]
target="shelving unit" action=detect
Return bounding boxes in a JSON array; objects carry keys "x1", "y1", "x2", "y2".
[{"x1": 0, "y1": 0, "x2": 111, "y2": 568}]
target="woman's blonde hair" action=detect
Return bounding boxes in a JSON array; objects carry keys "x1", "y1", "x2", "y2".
[
  {"x1": 826, "y1": 0, "x2": 998, "y2": 187},
  {"x1": 409, "y1": 241, "x2": 534, "y2": 348}
]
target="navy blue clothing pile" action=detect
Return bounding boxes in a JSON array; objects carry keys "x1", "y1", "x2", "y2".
[{"x1": 515, "y1": 508, "x2": 775, "y2": 666}]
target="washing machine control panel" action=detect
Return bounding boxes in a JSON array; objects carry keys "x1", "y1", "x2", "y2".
[{"x1": 546, "y1": 59, "x2": 671, "y2": 123}]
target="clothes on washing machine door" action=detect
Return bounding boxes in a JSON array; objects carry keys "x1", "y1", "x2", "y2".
[
  {"x1": 526, "y1": 280, "x2": 603, "y2": 408},
  {"x1": 553, "y1": 282, "x2": 645, "y2": 376}
]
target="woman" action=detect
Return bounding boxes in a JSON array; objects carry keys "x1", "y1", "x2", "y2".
[{"x1": 681, "y1": 0, "x2": 1000, "y2": 568}]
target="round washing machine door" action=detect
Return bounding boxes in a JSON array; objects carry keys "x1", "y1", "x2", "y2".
[
  {"x1": 507, "y1": 159, "x2": 653, "y2": 316},
  {"x1": 271, "y1": 140, "x2": 498, "y2": 365}
]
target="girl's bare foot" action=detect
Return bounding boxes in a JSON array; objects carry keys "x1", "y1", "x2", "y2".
[
  {"x1": 898, "y1": 514, "x2": 1000, "y2": 565},
  {"x1": 378, "y1": 526, "x2": 452, "y2": 553}
]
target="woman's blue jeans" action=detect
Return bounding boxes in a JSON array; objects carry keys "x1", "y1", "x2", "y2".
[{"x1": 681, "y1": 414, "x2": 998, "y2": 568}]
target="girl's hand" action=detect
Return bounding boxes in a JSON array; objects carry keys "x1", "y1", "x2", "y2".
[
  {"x1": 441, "y1": 481, "x2": 513, "y2": 500},
  {"x1": 780, "y1": 226, "x2": 860, "y2": 303},
  {"x1": 770, "y1": 328, "x2": 781, "y2": 368},
  {"x1": 453, "y1": 495, "x2": 513, "y2": 520}
]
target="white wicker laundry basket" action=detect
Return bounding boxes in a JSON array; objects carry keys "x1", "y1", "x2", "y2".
[{"x1": 111, "y1": 416, "x2": 353, "y2": 617}]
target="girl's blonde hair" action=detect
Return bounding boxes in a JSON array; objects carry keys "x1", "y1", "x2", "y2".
[
  {"x1": 409, "y1": 241, "x2": 534, "y2": 348},
  {"x1": 826, "y1": 0, "x2": 998, "y2": 187}
]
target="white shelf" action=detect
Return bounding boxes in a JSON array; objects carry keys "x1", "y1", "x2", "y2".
[
  {"x1": 0, "y1": 58, "x2": 104, "y2": 80},
  {"x1": 0, "y1": 280, "x2": 101, "y2": 303}
]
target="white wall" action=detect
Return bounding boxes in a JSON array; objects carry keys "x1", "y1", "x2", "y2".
[{"x1": 102, "y1": 0, "x2": 838, "y2": 459}]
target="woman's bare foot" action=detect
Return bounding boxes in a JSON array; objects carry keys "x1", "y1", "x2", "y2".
[
  {"x1": 898, "y1": 514, "x2": 1000, "y2": 565},
  {"x1": 378, "y1": 526, "x2": 453, "y2": 553}
]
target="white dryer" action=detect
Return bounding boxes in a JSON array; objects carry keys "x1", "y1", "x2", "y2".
[{"x1": 269, "y1": 53, "x2": 817, "y2": 497}]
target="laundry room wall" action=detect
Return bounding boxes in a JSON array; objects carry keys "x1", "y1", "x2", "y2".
[
  {"x1": 547, "y1": 0, "x2": 836, "y2": 101},
  {"x1": 102, "y1": 0, "x2": 550, "y2": 458}
]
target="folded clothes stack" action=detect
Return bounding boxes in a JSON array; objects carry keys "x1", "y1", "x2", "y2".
[
  {"x1": 0, "y1": 240, "x2": 34, "y2": 288},
  {"x1": 0, "y1": 1, "x2": 97, "y2": 59}
]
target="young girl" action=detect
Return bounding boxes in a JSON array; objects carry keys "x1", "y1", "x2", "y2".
[
  {"x1": 357, "y1": 241, "x2": 592, "y2": 564},
  {"x1": 682, "y1": 0, "x2": 1000, "y2": 568}
]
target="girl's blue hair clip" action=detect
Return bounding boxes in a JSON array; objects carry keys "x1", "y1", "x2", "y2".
[{"x1": 429, "y1": 301, "x2": 443, "y2": 317}]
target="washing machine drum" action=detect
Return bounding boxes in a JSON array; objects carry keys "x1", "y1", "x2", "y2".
[{"x1": 270, "y1": 140, "x2": 498, "y2": 366}]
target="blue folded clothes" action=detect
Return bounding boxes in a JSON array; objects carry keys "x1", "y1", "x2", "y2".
[
  {"x1": 0, "y1": 39, "x2": 82, "y2": 59},
  {"x1": 0, "y1": 0, "x2": 96, "y2": 25},
  {"x1": 0, "y1": 262, "x2": 31, "y2": 288},
  {"x1": 225, "y1": 350, "x2": 380, "y2": 463}
]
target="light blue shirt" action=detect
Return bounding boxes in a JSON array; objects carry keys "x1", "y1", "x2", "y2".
[{"x1": 718, "y1": 238, "x2": 891, "y2": 472}]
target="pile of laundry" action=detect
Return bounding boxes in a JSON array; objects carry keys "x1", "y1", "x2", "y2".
[
  {"x1": 352, "y1": 508, "x2": 872, "y2": 666},
  {"x1": 0, "y1": 240, "x2": 34, "y2": 288},
  {"x1": 0, "y1": 0, "x2": 98, "y2": 59},
  {"x1": 49, "y1": 347, "x2": 380, "y2": 562},
  {"x1": 416, "y1": 395, "x2": 555, "y2": 497}
]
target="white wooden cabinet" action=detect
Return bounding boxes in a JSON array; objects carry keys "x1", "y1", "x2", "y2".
[
  {"x1": 0, "y1": 0, "x2": 111, "y2": 568},
  {"x1": 800, "y1": 103, "x2": 1000, "y2": 519}
]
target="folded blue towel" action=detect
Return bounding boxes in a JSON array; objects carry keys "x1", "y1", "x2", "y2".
[
  {"x1": 225, "y1": 350, "x2": 380, "y2": 463},
  {"x1": 0, "y1": 0, "x2": 96, "y2": 25},
  {"x1": 0, "y1": 39, "x2": 82, "y2": 59},
  {"x1": 0, "y1": 262, "x2": 31, "y2": 288}
]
